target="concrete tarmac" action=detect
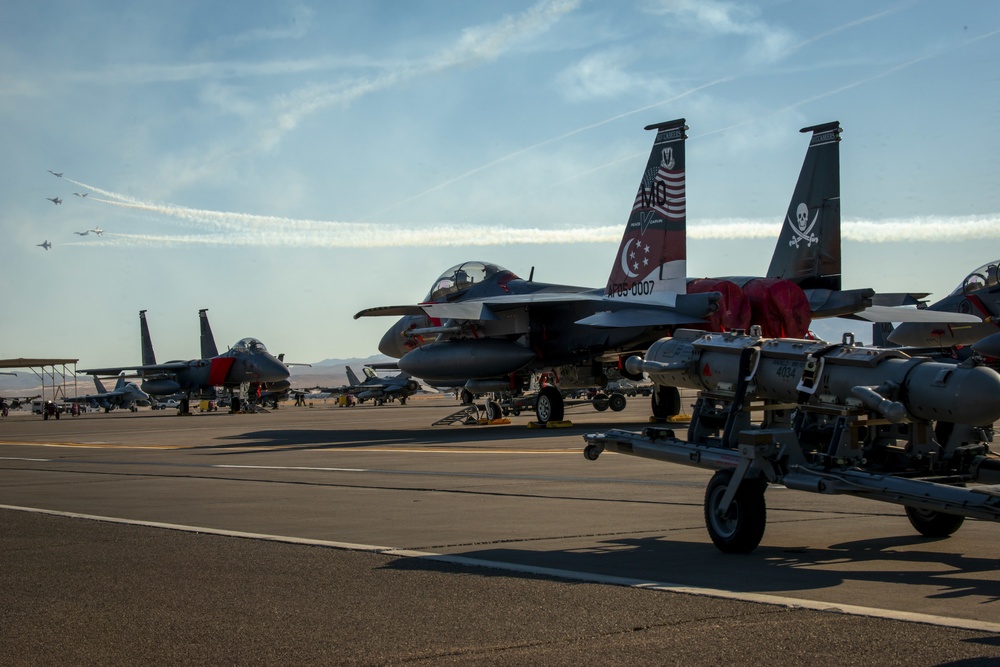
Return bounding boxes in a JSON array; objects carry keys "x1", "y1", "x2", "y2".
[{"x1": 3, "y1": 395, "x2": 1000, "y2": 665}]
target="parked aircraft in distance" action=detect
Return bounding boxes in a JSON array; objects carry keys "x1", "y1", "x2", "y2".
[
  {"x1": 0, "y1": 395, "x2": 40, "y2": 412},
  {"x1": 885, "y1": 259, "x2": 1000, "y2": 349},
  {"x1": 46, "y1": 197, "x2": 62, "y2": 205},
  {"x1": 82, "y1": 310, "x2": 290, "y2": 414},
  {"x1": 357, "y1": 119, "x2": 721, "y2": 423},
  {"x1": 47, "y1": 170, "x2": 63, "y2": 177},
  {"x1": 37, "y1": 240, "x2": 51, "y2": 250},
  {"x1": 304, "y1": 366, "x2": 421, "y2": 406},
  {"x1": 64, "y1": 374, "x2": 151, "y2": 413}
]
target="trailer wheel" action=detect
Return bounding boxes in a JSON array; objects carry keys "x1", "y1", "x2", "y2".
[
  {"x1": 592, "y1": 393, "x2": 610, "y2": 411},
  {"x1": 535, "y1": 387, "x2": 564, "y2": 424},
  {"x1": 704, "y1": 469, "x2": 767, "y2": 554},
  {"x1": 584, "y1": 445, "x2": 601, "y2": 461},
  {"x1": 609, "y1": 393, "x2": 627, "y2": 412},
  {"x1": 904, "y1": 506, "x2": 965, "y2": 538},
  {"x1": 651, "y1": 385, "x2": 680, "y2": 419}
]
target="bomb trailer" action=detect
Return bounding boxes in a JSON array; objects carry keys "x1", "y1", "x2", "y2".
[{"x1": 583, "y1": 329, "x2": 1000, "y2": 553}]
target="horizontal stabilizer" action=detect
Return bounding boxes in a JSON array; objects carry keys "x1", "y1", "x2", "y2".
[
  {"x1": 575, "y1": 308, "x2": 704, "y2": 328},
  {"x1": 849, "y1": 305, "x2": 982, "y2": 324}
]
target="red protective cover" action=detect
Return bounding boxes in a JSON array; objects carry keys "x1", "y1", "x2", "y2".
[
  {"x1": 686, "y1": 279, "x2": 751, "y2": 332},
  {"x1": 743, "y1": 278, "x2": 811, "y2": 338}
]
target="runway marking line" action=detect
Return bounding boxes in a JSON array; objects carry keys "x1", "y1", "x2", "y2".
[
  {"x1": 0, "y1": 440, "x2": 185, "y2": 450},
  {"x1": 2, "y1": 503, "x2": 997, "y2": 635}
]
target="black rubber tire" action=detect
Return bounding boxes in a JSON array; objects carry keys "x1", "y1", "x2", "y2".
[
  {"x1": 609, "y1": 393, "x2": 627, "y2": 412},
  {"x1": 904, "y1": 506, "x2": 965, "y2": 538},
  {"x1": 704, "y1": 469, "x2": 767, "y2": 554},
  {"x1": 651, "y1": 385, "x2": 681, "y2": 419},
  {"x1": 485, "y1": 400, "x2": 503, "y2": 421},
  {"x1": 592, "y1": 393, "x2": 610, "y2": 412},
  {"x1": 535, "y1": 386, "x2": 564, "y2": 423}
]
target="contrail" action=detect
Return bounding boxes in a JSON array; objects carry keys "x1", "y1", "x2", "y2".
[{"x1": 688, "y1": 216, "x2": 1000, "y2": 243}]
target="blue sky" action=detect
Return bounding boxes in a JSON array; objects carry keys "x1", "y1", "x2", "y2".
[{"x1": 2, "y1": 0, "x2": 999, "y2": 368}]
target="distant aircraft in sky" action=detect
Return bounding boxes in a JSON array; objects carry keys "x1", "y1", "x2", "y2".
[
  {"x1": 47, "y1": 170, "x2": 63, "y2": 177},
  {"x1": 74, "y1": 230, "x2": 90, "y2": 236},
  {"x1": 46, "y1": 197, "x2": 62, "y2": 205},
  {"x1": 37, "y1": 240, "x2": 51, "y2": 250},
  {"x1": 73, "y1": 192, "x2": 88, "y2": 198},
  {"x1": 91, "y1": 227, "x2": 104, "y2": 236}
]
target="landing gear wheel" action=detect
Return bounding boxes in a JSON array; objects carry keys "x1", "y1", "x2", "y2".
[
  {"x1": 904, "y1": 506, "x2": 965, "y2": 537},
  {"x1": 485, "y1": 400, "x2": 503, "y2": 421},
  {"x1": 535, "y1": 386, "x2": 564, "y2": 424},
  {"x1": 609, "y1": 393, "x2": 627, "y2": 412},
  {"x1": 704, "y1": 469, "x2": 767, "y2": 554},
  {"x1": 651, "y1": 385, "x2": 681, "y2": 419},
  {"x1": 592, "y1": 393, "x2": 610, "y2": 412},
  {"x1": 459, "y1": 389, "x2": 474, "y2": 406}
]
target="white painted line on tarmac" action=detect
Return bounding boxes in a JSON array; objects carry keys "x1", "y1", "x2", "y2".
[
  {"x1": 3, "y1": 503, "x2": 998, "y2": 635},
  {"x1": 213, "y1": 464, "x2": 370, "y2": 472}
]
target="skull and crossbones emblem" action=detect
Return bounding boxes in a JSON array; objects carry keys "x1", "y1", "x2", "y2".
[{"x1": 787, "y1": 202, "x2": 819, "y2": 248}]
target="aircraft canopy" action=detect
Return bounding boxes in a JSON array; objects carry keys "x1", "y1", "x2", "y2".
[
  {"x1": 951, "y1": 260, "x2": 1000, "y2": 296},
  {"x1": 425, "y1": 261, "x2": 517, "y2": 302},
  {"x1": 232, "y1": 338, "x2": 268, "y2": 354}
]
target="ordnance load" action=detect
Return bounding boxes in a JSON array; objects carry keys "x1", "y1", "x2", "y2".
[{"x1": 583, "y1": 328, "x2": 1000, "y2": 553}]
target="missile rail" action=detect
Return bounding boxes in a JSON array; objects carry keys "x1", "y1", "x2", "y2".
[{"x1": 582, "y1": 329, "x2": 1000, "y2": 553}]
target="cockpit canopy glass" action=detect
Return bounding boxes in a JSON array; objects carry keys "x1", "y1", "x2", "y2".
[
  {"x1": 952, "y1": 260, "x2": 1000, "y2": 296},
  {"x1": 232, "y1": 337, "x2": 268, "y2": 354},
  {"x1": 424, "y1": 261, "x2": 517, "y2": 302}
]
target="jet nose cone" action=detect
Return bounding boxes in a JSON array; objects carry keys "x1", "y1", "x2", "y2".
[
  {"x1": 256, "y1": 355, "x2": 290, "y2": 382},
  {"x1": 379, "y1": 319, "x2": 411, "y2": 359}
]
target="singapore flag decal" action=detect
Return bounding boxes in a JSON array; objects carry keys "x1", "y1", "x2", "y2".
[{"x1": 605, "y1": 120, "x2": 688, "y2": 304}]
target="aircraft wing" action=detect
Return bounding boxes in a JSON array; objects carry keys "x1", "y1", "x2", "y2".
[
  {"x1": 848, "y1": 306, "x2": 983, "y2": 324},
  {"x1": 81, "y1": 362, "x2": 190, "y2": 375},
  {"x1": 359, "y1": 290, "x2": 708, "y2": 328}
]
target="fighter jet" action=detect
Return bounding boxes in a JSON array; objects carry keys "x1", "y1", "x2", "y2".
[
  {"x1": 63, "y1": 374, "x2": 151, "y2": 413},
  {"x1": 357, "y1": 119, "x2": 721, "y2": 423},
  {"x1": 346, "y1": 366, "x2": 421, "y2": 405},
  {"x1": 90, "y1": 227, "x2": 104, "y2": 236},
  {"x1": 74, "y1": 230, "x2": 90, "y2": 236},
  {"x1": 46, "y1": 197, "x2": 62, "y2": 205},
  {"x1": 73, "y1": 192, "x2": 88, "y2": 198},
  {"x1": 37, "y1": 240, "x2": 51, "y2": 250},
  {"x1": 48, "y1": 170, "x2": 63, "y2": 177},
  {"x1": 885, "y1": 260, "x2": 1000, "y2": 348},
  {"x1": 81, "y1": 310, "x2": 290, "y2": 414}
]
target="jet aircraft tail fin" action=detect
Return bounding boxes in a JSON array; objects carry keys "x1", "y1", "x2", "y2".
[
  {"x1": 94, "y1": 376, "x2": 109, "y2": 394},
  {"x1": 346, "y1": 366, "x2": 362, "y2": 387},
  {"x1": 604, "y1": 119, "x2": 689, "y2": 306},
  {"x1": 113, "y1": 374, "x2": 126, "y2": 392},
  {"x1": 199, "y1": 309, "x2": 219, "y2": 359},
  {"x1": 140, "y1": 310, "x2": 157, "y2": 366},
  {"x1": 766, "y1": 121, "x2": 842, "y2": 290}
]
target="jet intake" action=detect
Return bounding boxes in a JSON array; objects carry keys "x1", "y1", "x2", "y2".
[{"x1": 398, "y1": 339, "x2": 536, "y2": 382}]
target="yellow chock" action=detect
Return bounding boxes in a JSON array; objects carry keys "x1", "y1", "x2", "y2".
[
  {"x1": 649, "y1": 413, "x2": 691, "y2": 423},
  {"x1": 527, "y1": 420, "x2": 574, "y2": 429}
]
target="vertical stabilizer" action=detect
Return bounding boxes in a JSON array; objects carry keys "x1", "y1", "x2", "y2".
[
  {"x1": 199, "y1": 309, "x2": 219, "y2": 359},
  {"x1": 605, "y1": 119, "x2": 688, "y2": 305},
  {"x1": 94, "y1": 376, "x2": 109, "y2": 394},
  {"x1": 346, "y1": 366, "x2": 362, "y2": 387},
  {"x1": 140, "y1": 310, "x2": 157, "y2": 366},
  {"x1": 766, "y1": 121, "x2": 842, "y2": 290},
  {"x1": 113, "y1": 374, "x2": 126, "y2": 392}
]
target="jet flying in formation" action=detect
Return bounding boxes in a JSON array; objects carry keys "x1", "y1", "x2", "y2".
[
  {"x1": 46, "y1": 197, "x2": 62, "y2": 205},
  {"x1": 91, "y1": 227, "x2": 104, "y2": 236},
  {"x1": 37, "y1": 240, "x2": 51, "y2": 250},
  {"x1": 47, "y1": 170, "x2": 63, "y2": 177},
  {"x1": 73, "y1": 192, "x2": 88, "y2": 198},
  {"x1": 74, "y1": 230, "x2": 90, "y2": 236}
]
